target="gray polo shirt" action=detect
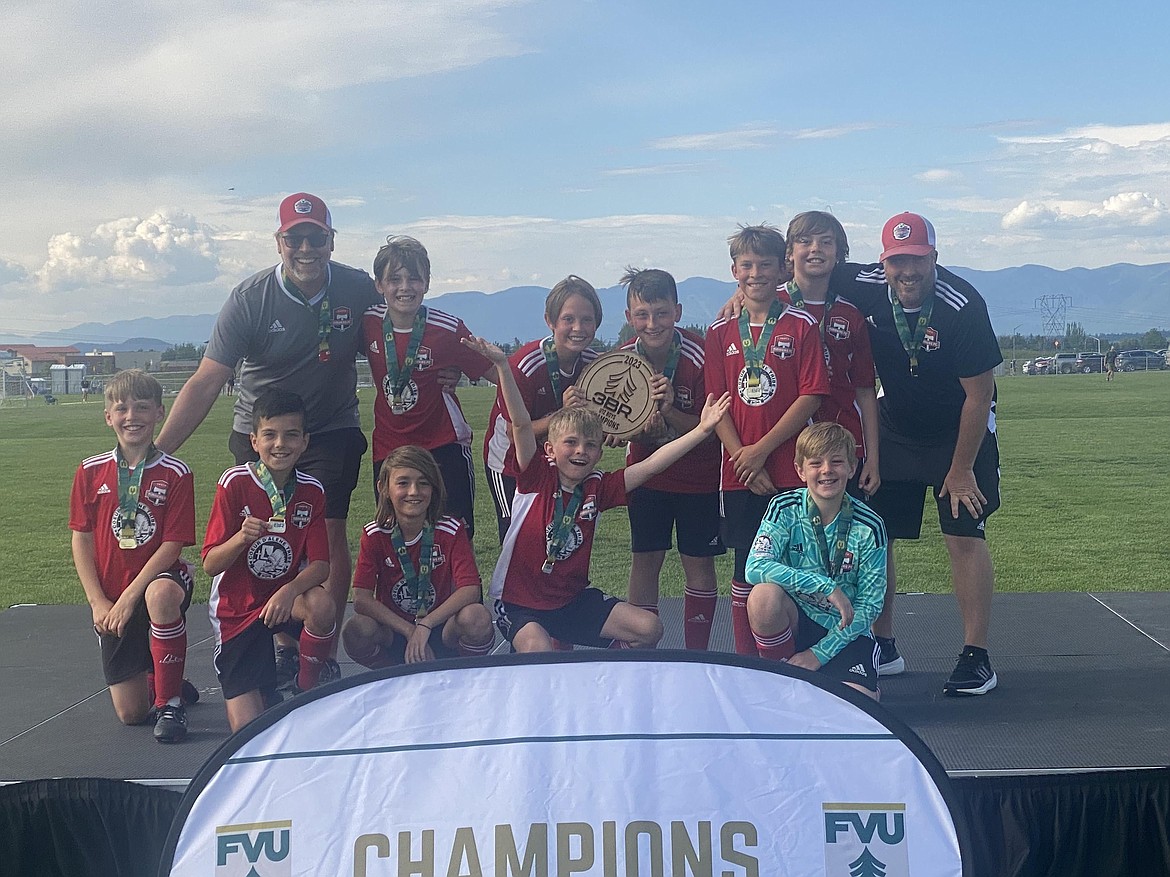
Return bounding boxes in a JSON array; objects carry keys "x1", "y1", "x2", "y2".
[{"x1": 204, "y1": 262, "x2": 380, "y2": 436}]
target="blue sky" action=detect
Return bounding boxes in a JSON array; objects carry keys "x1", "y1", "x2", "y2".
[{"x1": 3, "y1": 0, "x2": 1170, "y2": 338}]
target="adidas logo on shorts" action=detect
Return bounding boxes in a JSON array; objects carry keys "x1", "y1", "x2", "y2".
[
  {"x1": 848, "y1": 663, "x2": 866, "y2": 676},
  {"x1": 269, "y1": 319, "x2": 285, "y2": 333}
]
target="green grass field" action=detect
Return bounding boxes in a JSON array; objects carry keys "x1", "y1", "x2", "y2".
[{"x1": 2, "y1": 370, "x2": 1167, "y2": 610}]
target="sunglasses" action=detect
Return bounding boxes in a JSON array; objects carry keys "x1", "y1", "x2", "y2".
[{"x1": 279, "y1": 231, "x2": 331, "y2": 248}]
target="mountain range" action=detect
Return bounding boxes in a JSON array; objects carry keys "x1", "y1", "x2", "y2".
[{"x1": 4, "y1": 263, "x2": 1167, "y2": 349}]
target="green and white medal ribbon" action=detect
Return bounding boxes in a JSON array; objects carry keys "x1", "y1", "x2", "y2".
[
  {"x1": 383, "y1": 306, "x2": 427, "y2": 413},
  {"x1": 785, "y1": 280, "x2": 835, "y2": 345},
  {"x1": 252, "y1": 461, "x2": 297, "y2": 533},
  {"x1": 115, "y1": 445, "x2": 154, "y2": 549},
  {"x1": 890, "y1": 289, "x2": 934, "y2": 377},
  {"x1": 737, "y1": 299, "x2": 785, "y2": 401},
  {"x1": 808, "y1": 492, "x2": 854, "y2": 579},
  {"x1": 541, "y1": 336, "x2": 565, "y2": 401},
  {"x1": 283, "y1": 268, "x2": 333, "y2": 363},
  {"x1": 635, "y1": 330, "x2": 682, "y2": 382},
  {"x1": 390, "y1": 523, "x2": 435, "y2": 618},
  {"x1": 543, "y1": 484, "x2": 584, "y2": 574}
]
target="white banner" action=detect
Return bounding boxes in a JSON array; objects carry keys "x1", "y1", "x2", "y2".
[{"x1": 162, "y1": 653, "x2": 964, "y2": 876}]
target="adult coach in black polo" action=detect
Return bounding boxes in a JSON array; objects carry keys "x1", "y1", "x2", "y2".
[
  {"x1": 835, "y1": 213, "x2": 1002, "y2": 696},
  {"x1": 157, "y1": 193, "x2": 379, "y2": 677}
]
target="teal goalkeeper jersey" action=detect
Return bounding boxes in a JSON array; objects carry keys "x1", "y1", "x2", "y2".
[{"x1": 745, "y1": 489, "x2": 887, "y2": 665}]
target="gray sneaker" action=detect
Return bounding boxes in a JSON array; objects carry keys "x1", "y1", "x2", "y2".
[
  {"x1": 876, "y1": 636, "x2": 905, "y2": 676},
  {"x1": 942, "y1": 646, "x2": 998, "y2": 696}
]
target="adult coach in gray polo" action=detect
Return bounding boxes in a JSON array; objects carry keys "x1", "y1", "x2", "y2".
[{"x1": 157, "y1": 193, "x2": 379, "y2": 676}]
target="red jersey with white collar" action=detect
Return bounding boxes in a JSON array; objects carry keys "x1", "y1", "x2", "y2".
[
  {"x1": 204, "y1": 465, "x2": 329, "y2": 645},
  {"x1": 361, "y1": 304, "x2": 493, "y2": 461},
  {"x1": 352, "y1": 515, "x2": 481, "y2": 622},
  {"x1": 69, "y1": 450, "x2": 196, "y2": 600},
  {"x1": 620, "y1": 328, "x2": 720, "y2": 493},
  {"x1": 703, "y1": 305, "x2": 830, "y2": 491},
  {"x1": 483, "y1": 337, "x2": 598, "y2": 478},
  {"x1": 779, "y1": 289, "x2": 876, "y2": 458},
  {"x1": 489, "y1": 454, "x2": 626, "y2": 610}
]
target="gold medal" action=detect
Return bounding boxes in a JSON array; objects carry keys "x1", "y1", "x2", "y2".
[
  {"x1": 267, "y1": 518, "x2": 286, "y2": 533},
  {"x1": 542, "y1": 558, "x2": 555, "y2": 574},
  {"x1": 744, "y1": 381, "x2": 763, "y2": 401},
  {"x1": 119, "y1": 535, "x2": 137, "y2": 550}
]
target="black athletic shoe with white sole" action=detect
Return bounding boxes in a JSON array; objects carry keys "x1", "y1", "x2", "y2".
[
  {"x1": 318, "y1": 658, "x2": 342, "y2": 685},
  {"x1": 153, "y1": 704, "x2": 188, "y2": 743},
  {"x1": 943, "y1": 646, "x2": 998, "y2": 696},
  {"x1": 274, "y1": 646, "x2": 299, "y2": 691},
  {"x1": 876, "y1": 635, "x2": 905, "y2": 676}
]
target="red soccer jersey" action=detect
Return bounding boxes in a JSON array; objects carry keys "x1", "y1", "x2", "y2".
[
  {"x1": 69, "y1": 450, "x2": 196, "y2": 600},
  {"x1": 620, "y1": 328, "x2": 720, "y2": 494},
  {"x1": 488, "y1": 454, "x2": 626, "y2": 610},
  {"x1": 352, "y1": 515, "x2": 481, "y2": 623},
  {"x1": 483, "y1": 337, "x2": 598, "y2": 478},
  {"x1": 204, "y1": 465, "x2": 329, "y2": 645},
  {"x1": 361, "y1": 305, "x2": 494, "y2": 462},
  {"x1": 779, "y1": 289, "x2": 876, "y2": 458},
  {"x1": 703, "y1": 305, "x2": 830, "y2": 491}
]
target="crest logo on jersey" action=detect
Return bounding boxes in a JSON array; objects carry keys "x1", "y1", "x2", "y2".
[
  {"x1": 290, "y1": 502, "x2": 312, "y2": 529},
  {"x1": 430, "y1": 543, "x2": 446, "y2": 569},
  {"x1": 415, "y1": 346, "x2": 433, "y2": 370},
  {"x1": 841, "y1": 550, "x2": 855, "y2": 573},
  {"x1": 111, "y1": 503, "x2": 157, "y2": 546},
  {"x1": 247, "y1": 536, "x2": 293, "y2": 580},
  {"x1": 792, "y1": 542, "x2": 804, "y2": 555},
  {"x1": 749, "y1": 533, "x2": 774, "y2": 557},
  {"x1": 144, "y1": 480, "x2": 169, "y2": 506},
  {"x1": 771, "y1": 334, "x2": 795, "y2": 359},
  {"x1": 827, "y1": 316, "x2": 851, "y2": 341},
  {"x1": 674, "y1": 386, "x2": 693, "y2": 410},
  {"x1": 891, "y1": 222, "x2": 913, "y2": 241},
  {"x1": 240, "y1": 505, "x2": 252, "y2": 518},
  {"x1": 391, "y1": 577, "x2": 438, "y2": 616},
  {"x1": 579, "y1": 497, "x2": 598, "y2": 522},
  {"x1": 735, "y1": 364, "x2": 777, "y2": 406},
  {"x1": 922, "y1": 327, "x2": 940, "y2": 352},
  {"x1": 383, "y1": 376, "x2": 420, "y2": 414},
  {"x1": 545, "y1": 523, "x2": 584, "y2": 560},
  {"x1": 331, "y1": 307, "x2": 352, "y2": 332}
]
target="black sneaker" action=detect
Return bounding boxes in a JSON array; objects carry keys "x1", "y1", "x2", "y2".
[
  {"x1": 181, "y1": 679, "x2": 200, "y2": 706},
  {"x1": 153, "y1": 704, "x2": 188, "y2": 743},
  {"x1": 876, "y1": 636, "x2": 905, "y2": 676},
  {"x1": 318, "y1": 658, "x2": 342, "y2": 685},
  {"x1": 943, "y1": 646, "x2": 998, "y2": 696},
  {"x1": 274, "y1": 646, "x2": 299, "y2": 691}
]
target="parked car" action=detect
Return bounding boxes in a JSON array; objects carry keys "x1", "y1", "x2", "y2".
[
  {"x1": 1114, "y1": 350, "x2": 1167, "y2": 372},
  {"x1": 1051, "y1": 353, "x2": 1080, "y2": 374},
  {"x1": 1023, "y1": 357, "x2": 1051, "y2": 375},
  {"x1": 1074, "y1": 353, "x2": 1104, "y2": 373}
]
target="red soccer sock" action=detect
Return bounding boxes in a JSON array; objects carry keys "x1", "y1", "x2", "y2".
[
  {"x1": 297, "y1": 625, "x2": 336, "y2": 690},
  {"x1": 149, "y1": 618, "x2": 187, "y2": 708},
  {"x1": 683, "y1": 588, "x2": 717, "y2": 651},
  {"x1": 753, "y1": 626, "x2": 796, "y2": 661},
  {"x1": 458, "y1": 635, "x2": 495, "y2": 657},
  {"x1": 730, "y1": 581, "x2": 758, "y2": 656}
]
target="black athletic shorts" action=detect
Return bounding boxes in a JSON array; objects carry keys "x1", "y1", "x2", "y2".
[
  {"x1": 231, "y1": 426, "x2": 367, "y2": 519},
  {"x1": 794, "y1": 606, "x2": 879, "y2": 693},
  {"x1": 494, "y1": 588, "x2": 620, "y2": 647},
  {"x1": 628, "y1": 486, "x2": 725, "y2": 557},
  {"x1": 99, "y1": 564, "x2": 194, "y2": 685},
  {"x1": 214, "y1": 617, "x2": 302, "y2": 700}
]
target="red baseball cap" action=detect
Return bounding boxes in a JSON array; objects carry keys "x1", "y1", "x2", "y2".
[
  {"x1": 277, "y1": 193, "x2": 332, "y2": 233},
  {"x1": 880, "y1": 212, "x2": 936, "y2": 261}
]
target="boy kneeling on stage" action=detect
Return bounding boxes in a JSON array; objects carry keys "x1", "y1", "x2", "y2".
[
  {"x1": 464, "y1": 335, "x2": 731, "y2": 653},
  {"x1": 745, "y1": 422, "x2": 887, "y2": 699}
]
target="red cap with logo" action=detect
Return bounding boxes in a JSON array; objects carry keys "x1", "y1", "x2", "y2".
[
  {"x1": 880, "y1": 212, "x2": 936, "y2": 261},
  {"x1": 277, "y1": 193, "x2": 333, "y2": 233}
]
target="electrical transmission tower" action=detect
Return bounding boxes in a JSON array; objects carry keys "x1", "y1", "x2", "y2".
[{"x1": 1035, "y1": 295, "x2": 1072, "y2": 340}]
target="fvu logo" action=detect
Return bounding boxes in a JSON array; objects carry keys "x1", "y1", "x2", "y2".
[
  {"x1": 216, "y1": 820, "x2": 292, "y2": 876},
  {"x1": 823, "y1": 804, "x2": 908, "y2": 877}
]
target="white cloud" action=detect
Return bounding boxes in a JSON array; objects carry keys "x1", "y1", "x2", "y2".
[
  {"x1": 791, "y1": 123, "x2": 879, "y2": 140},
  {"x1": 1002, "y1": 192, "x2": 1170, "y2": 231},
  {"x1": 36, "y1": 211, "x2": 222, "y2": 291},
  {"x1": 601, "y1": 163, "x2": 707, "y2": 177},
  {"x1": 649, "y1": 126, "x2": 777, "y2": 151},
  {"x1": 916, "y1": 169, "x2": 960, "y2": 183},
  {"x1": 1002, "y1": 123, "x2": 1170, "y2": 148},
  {"x1": 0, "y1": 258, "x2": 28, "y2": 285}
]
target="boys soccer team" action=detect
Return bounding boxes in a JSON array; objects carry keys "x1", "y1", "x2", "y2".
[{"x1": 70, "y1": 206, "x2": 903, "y2": 744}]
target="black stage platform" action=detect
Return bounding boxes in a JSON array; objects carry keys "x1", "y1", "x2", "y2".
[{"x1": 3, "y1": 591, "x2": 1168, "y2": 785}]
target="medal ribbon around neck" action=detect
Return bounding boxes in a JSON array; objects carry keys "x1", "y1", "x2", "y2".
[
  {"x1": 383, "y1": 305, "x2": 428, "y2": 408},
  {"x1": 807, "y1": 492, "x2": 854, "y2": 579},
  {"x1": 786, "y1": 280, "x2": 835, "y2": 345},
  {"x1": 283, "y1": 268, "x2": 334, "y2": 362},
  {"x1": 635, "y1": 330, "x2": 682, "y2": 382},
  {"x1": 116, "y1": 444, "x2": 155, "y2": 546},
  {"x1": 390, "y1": 523, "x2": 435, "y2": 617},
  {"x1": 540, "y1": 336, "x2": 567, "y2": 401},
  {"x1": 890, "y1": 288, "x2": 934, "y2": 377},
  {"x1": 544, "y1": 483, "x2": 585, "y2": 572},
  {"x1": 737, "y1": 298, "x2": 786, "y2": 389},
  {"x1": 252, "y1": 461, "x2": 297, "y2": 524}
]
